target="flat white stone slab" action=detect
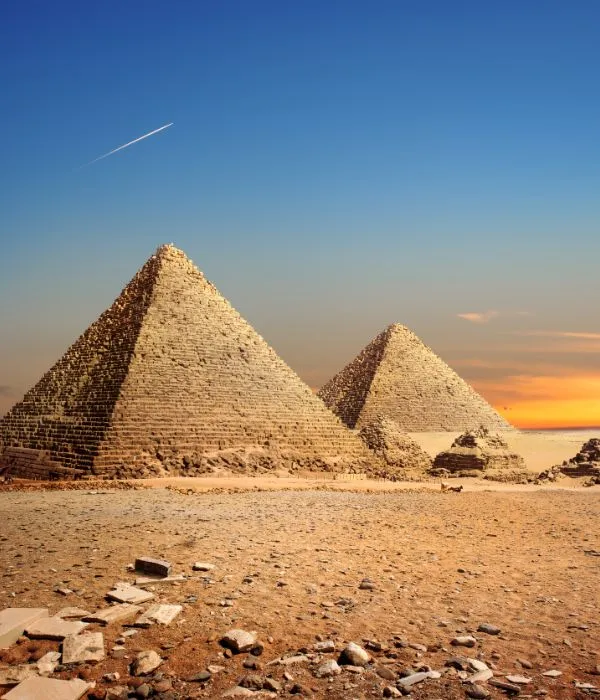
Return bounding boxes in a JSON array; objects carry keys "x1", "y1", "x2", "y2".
[
  {"x1": 83, "y1": 604, "x2": 141, "y2": 625},
  {"x1": 0, "y1": 608, "x2": 48, "y2": 648},
  {"x1": 62, "y1": 632, "x2": 104, "y2": 664},
  {"x1": 135, "y1": 575, "x2": 186, "y2": 586},
  {"x1": 3, "y1": 676, "x2": 91, "y2": 699},
  {"x1": 106, "y1": 585, "x2": 154, "y2": 605},
  {"x1": 192, "y1": 562, "x2": 215, "y2": 572},
  {"x1": 0, "y1": 665, "x2": 38, "y2": 687},
  {"x1": 25, "y1": 617, "x2": 87, "y2": 640},
  {"x1": 134, "y1": 604, "x2": 182, "y2": 627},
  {"x1": 55, "y1": 608, "x2": 91, "y2": 620}
]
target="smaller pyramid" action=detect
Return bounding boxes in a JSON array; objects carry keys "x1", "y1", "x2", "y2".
[
  {"x1": 318, "y1": 324, "x2": 511, "y2": 432},
  {"x1": 358, "y1": 415, "x2": 432, "y2": 478},
  {"x1": 431, "y1": 427, "x2": 525, "y2": 476}
]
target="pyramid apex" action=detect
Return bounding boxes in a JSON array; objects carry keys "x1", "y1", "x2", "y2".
[
  {"x1": 385, "y1": 323, "x2": 417, "y2": 339},
  {"x1": 154, "y1": 243, "x2": 185, "y2": 257}
]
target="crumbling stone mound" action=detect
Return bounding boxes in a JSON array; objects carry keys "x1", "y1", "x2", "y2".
[
  {"x1": 111, "y1": 446, "x2": 367, "y2": 479},
  {"x1": 358, "y1": 416, "x2": 432, "y2": 480},
  {"x1": 539, "y1": 438, "x2": 600, "y2": 484},
  {"x1": 430, "y1": 427, "x2": 526, "y2": 480}
]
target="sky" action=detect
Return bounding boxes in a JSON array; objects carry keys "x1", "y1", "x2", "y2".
[{"x1": 1, "y1": 0, "x2": 599, "y2": 429}]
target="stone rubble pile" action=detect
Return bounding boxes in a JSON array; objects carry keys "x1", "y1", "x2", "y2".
[
  {"x1": 358, "y1": 415, "x2": 433, "y2": 479},
  {"x1": 539, "y1": 438, "x2": 600, "y2": 484},
  {"x1": 430, "y1": 427, "x2": 528, "y2": 482}
]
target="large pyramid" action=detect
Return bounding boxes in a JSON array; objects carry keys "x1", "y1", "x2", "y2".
[
  {"x1": 0, "y1": 245, "x2": 377, "y2": 478},
  {"x1": 318, "y1": 324, "x2": 511, "y2": 432}
]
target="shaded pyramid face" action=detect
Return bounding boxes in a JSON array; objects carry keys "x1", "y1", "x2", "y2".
[
  {"x1": 0, "y1": 245, "x2": 375, "y2": 477},
  {"x1": 318, "y1": 324, "x2": 511, "y2": 432}
]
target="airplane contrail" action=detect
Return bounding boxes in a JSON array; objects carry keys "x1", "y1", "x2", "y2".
[{"x1": 79, "y1": 122, "x2": 173, "y2": 168}]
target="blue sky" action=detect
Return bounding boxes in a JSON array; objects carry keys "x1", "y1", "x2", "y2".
[{"x1": 1, "y1": 0, "x2": 599, "y2": 426}]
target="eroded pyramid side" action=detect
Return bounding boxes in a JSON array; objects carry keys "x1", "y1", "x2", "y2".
[
  {"x1": 317, "y1": 327, "x2": 392, "y2": 428},
  {"x1": 320, "y1": 324, "x2": 511, "y2": 432},
  {"x1": 87, "y1": 246, "x2": 377, "y2": 476},
  {"x1": 0, "y1": 253, "x2": 162, "y2": 474}
]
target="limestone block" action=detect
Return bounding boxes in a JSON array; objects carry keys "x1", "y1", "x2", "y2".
[
  {"x1": 2, "y1": 676, "x2": 92, "y2": 699},
  {"x1": 25, "y1": 617, "x2": 87, "y2": 640},
  {"x1": 0, "y1": 608, "x2": 48, "y2": 648},
  {"x1": 62, "y1": 632, "x2": 104, "y2": 664}
]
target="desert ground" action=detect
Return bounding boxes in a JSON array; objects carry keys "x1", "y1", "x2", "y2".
[{"x1": 1, "y1": 430, "x2": 599, "y2": 700}]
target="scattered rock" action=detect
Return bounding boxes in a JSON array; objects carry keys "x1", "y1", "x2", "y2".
[
  {"x1": 339, "y1": 642, "x2": 370, "y2": 667},
  {"x1": 506, "y1": 675, "x2": 532, "y2": 685},
  {"x1": 477, "y1": 623, "x2": 501, "y2": 635},
  {"x1": 264, "y1": 678, "x2": 281, "y2": 692},
  {"x1": 542, "y1": 669, "x2": 562, "y2": 677},
  {"x1": 131, "y1": 650, "x2": 162, "y2": 676},
  {"x1": 397, "y1": 670, "x2": 441, "y2": 688},
  {"x1": 377, "y1": 667, "x2": 397, "y2": 681},
  {"x1": 220, "y1": 629, "x2": 257, "y2": 654},
  {"x1": 193, "y1": 562, "x2": 215, "y2": 571},
  {"x1": 465, "y1": 684, "x2": 491, "y2": 699},
  {"x1": 36, "y1": 651, "x2": 61, "y2": 676},
  {"x1": 221, "y1": 687, "x2": 256, "y2": 697},
  {"x1": 489, "y1": 678, "x2": 521, "y2": 694},
  {"x1": 134, "y1": 557, "x2": 172, "y2": 577},
  {"x1": 314, "y1": 640, "x2": 335, "y2": 653},
  {"x1": 451, "y1": 636, "x2": 477, "y2": 648},
  {"x1": 188, "y1": 670, "x2": 212, "y2": 682},
  {"x1": 466, "y1": 669, "x2": 493, "y2": 683},
  {"x1": 468, "y1": 659, "x2": 489, "y2": 673},
  {"x1": 315, "y1": 659, "x2": 341, "y2": 677}
]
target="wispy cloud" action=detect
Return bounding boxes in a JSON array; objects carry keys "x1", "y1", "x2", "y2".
[
  {"x1": 457, "y1": 310, "x2": 499, "y2": 324},
  {"x1": 510, "y1": 330, "x2": 600, "y2": 340},
  {"x1": 79, "y1": 122, "x2": 173, "y2": 168},
  {"x1": 456, "y1": 309, "x2": 532, "y2": 324}
]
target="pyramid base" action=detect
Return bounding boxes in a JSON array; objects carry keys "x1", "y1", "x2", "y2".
[{"x1": 90, "y1": 446, "x2": 378, "y2": 480}]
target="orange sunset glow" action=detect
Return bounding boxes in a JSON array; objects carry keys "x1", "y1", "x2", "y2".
[{"x1": 473, "y1": 374, "x2": 600, "y2": 429}]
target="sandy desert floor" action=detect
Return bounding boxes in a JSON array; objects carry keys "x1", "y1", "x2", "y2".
[{"x1": 1, "y1": 481, "x2": 599, "y2": 700}]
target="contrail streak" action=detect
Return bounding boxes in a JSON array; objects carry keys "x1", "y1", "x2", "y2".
[{"x1": 79, "y1": 122, "x2": 173, "y2": 168}]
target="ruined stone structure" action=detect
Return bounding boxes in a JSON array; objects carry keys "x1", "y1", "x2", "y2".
[
  {"x1": 358, "y1": 415, "x2": 432, "y2": 477},
  {"x1": 318, "y1": 324, "x2": 511, "y2": 432},
  {"x1": 556, "y1": 438, "x2": 600, "y2": 480},
  {"x1": 0, "y1": 245, "x2": 378, "y2": 479},
  {"x1": 431, "y1": 427, "x2": 525, "y2": 476}
]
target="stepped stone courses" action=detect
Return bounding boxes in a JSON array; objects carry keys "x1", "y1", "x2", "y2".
[
  {"x1": 358, "y1": 415, "x2": 432, "y2": 478},
  {"x1": 431, "y1": 427, "x2": 525, "y2": 476},
  {"x1": 0, "y1": 245, "x2": 378, "y2": 479},
  {"x1": 557, "y1": 438, "x2": 600, "y2": 480},
  {"x1": 318, "y1": 324, "x2": 511, "y2": 432}
]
